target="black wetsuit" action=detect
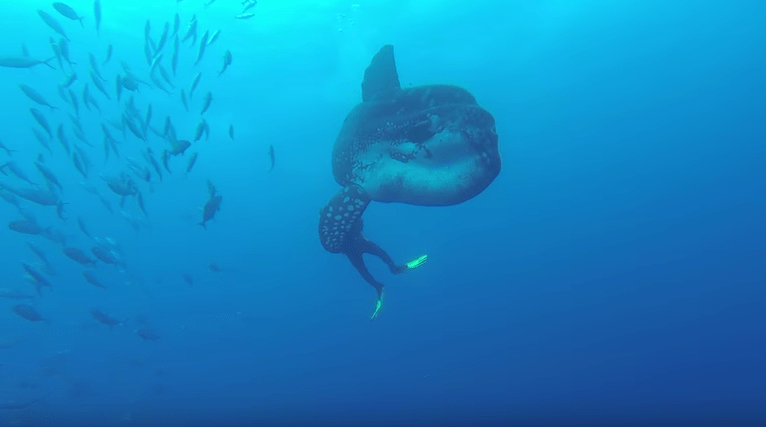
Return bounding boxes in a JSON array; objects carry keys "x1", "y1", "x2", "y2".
[
  {"x1": 343, "y1": 219, "x2": 406, "y2": 299},
  {"x1": 318, "y1": 184, "x2": 405, "y2": 298}
]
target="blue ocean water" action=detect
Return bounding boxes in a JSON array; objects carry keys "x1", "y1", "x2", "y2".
[{"x1": 0, "y1": 0, "x2": 764, "y2": 426}]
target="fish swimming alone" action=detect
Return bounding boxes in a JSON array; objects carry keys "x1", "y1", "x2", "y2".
[{"x1": 318, "y1": 45, "x2": 500, "y2": 319}]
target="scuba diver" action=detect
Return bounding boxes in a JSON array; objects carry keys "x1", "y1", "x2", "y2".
[{"x1": 319, "y1": 185, "x2": 428, "y2": 320}]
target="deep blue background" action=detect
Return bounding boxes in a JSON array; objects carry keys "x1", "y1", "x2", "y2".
[{"x1": 0, "y1": 1, "x2": 764, "y2": 426}]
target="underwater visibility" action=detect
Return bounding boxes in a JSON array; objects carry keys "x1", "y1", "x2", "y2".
[{"x1": 0, "y1": 1, "x2": 764, "y2": 426}]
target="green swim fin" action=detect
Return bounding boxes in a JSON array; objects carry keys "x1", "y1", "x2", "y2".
[
  {"x1": 370, "y1": 290, "x2": 385, "y2": 321},
  {"x1": 405, "y1": 254, "x2": 428, "y2": 270}
]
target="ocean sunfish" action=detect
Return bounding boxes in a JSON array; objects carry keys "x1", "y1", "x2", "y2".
[{"x1": 318, "y1": 44, "x2": 501, "y2": 318}]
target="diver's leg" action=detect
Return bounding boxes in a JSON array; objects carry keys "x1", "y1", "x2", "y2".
[
  {"x1": 358, "y1": 239, "x2": 407, "y2": 274},
  {"x1": 346, "y1": 252, "x2": 384, "y2": 298},
  {"x1": 359, "y1": 239, "x2": 429, "y2": 274},
  {"x1": 346, "y1": 252, "x2": 386, "y2": 320}
]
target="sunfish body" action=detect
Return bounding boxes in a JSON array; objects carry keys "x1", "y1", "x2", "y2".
[{"x1": 319, "y1": 44, "x2": 500, "y2": 253}]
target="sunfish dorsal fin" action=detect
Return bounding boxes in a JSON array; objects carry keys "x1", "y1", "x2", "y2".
[{"x1": 362, "y1": 45, "x2": 401, "y2": 102}]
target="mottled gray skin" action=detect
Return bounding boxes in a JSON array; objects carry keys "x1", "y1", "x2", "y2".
[
  {"x1": 320, "y1": 44, "x2": 500, "y2": 254},
  {"x1": 332, "y1": 46, "x2": 500, "y2": 207}
]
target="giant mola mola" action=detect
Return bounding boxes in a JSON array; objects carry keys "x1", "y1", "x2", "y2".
[
  {"x1": 318, "y1": 45, "x2": 500, "y2": 319},
  {"x1": 319, "y1": 44, "x2": 501, "y2": 255}
]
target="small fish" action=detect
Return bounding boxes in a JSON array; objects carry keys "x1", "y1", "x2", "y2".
[
  {"x1": 144, "y1": 19, "x2": 152, "y2": 43},
  {"x1": 70, "y1": 113, "x2": 84, "y2": 131},
  {"x1": 1, "y1": 161, "x2": 36, "y2": 185},
  {"x1": 9, "y1": 220, "x2": 48, "y2": 235},
  {"x1": 161, "y1": 150, "x2": 171, "y2": 173},
  {"x1": 91, "y1": 308, "x2": 125, "y2": 328},
  {"x1": 27, "y1": 241, "x2": 51, "y2": 265},
  {"x1": 168, "y1": 140, "x2": 191, "y2": 156},
  {"x1": 83, "y1": 271, "x2": 106, "y2": 289},
  {"x1": 194, "y1": 30, "x2": 209, "y2": 66},
  {"x1": 180, "y1": 89, "x2": 189, "y2": 111},
  {"x1": 73, "y1": 152, "x2": 87, "y2": 178},
  {"x1": 58, "y1": 38, "x2": 75, "y2": 68},
  {"x1": 0, "y1": 139, "x2": 17, "y2": 156},
  {"x1": 207, "y1": 30, "x2": 220, "y2": 46},
  {"x1": 150, "y1": 73, "x2": 172, "y2": 94},
  {"x1": 182, "y1": 273, "x2": 194, "y2": 286},
  {"x1": 159, "y1": 65, "x2": 175, "y2": 88},
  {"x1": 56, "y1": 202, "x2": 68, "y2": 221},
  {"x1": 103, "y1": 44, "x2": 113, "y2": 65},
  {"x1": 91, "y1": 246, "x2": 120, "y2": 265},
  {"x1": 268, "y1": 145, "x2": 275, "y2": 171},
  {"x1": 82, "y1": 84, "x2": 91, "y2": 110},
  {"x1": 0, "y1": 190, "x2": 21, "y2": 208},
  {"x1": 186, "y1": 152, "x2": 198, "y2": 173},
  {"x1": 72, "y1": 126, "x2": 92, "y2": 147},
  {"x1": 172, "y1": 13, "x2": 180, "y2": 36},
  {"x1": 235, "y1": 12, "x2": 255, "y2": 19},
  {"x1": 35, "y1": 162, "x2": 62, "y2": 191},
  {"x1": 63, "y1": 247, "x2": 97, "y2": 266},
  {"x1": 200, "y1": 92, "x2": 213, "y2": 115},
  {"x1": 52, "y1": 2, "x2": 84, "y2": 27},
  {"x1": 60, "y1": 72, "x2": 77, "y2": 88},
  {"x1": 88, "y1": 94, "x2": 102, "y2": 114},
  {"x1": 137, "y1": 192, "x2": 148, "y2": 216},
  {"x1": 58, "y1": 86, "x2": 72, "y2": 106},
  {"x1": 242, "y1": 0, "x2": 257, "y2": 13},
  {"x1": 102, "y1": 134, "x2": 111, "y2": 160},
  {"x1": 194, "y1": 121, "x2": 205, "y2": 142},
  {"x1": 56, "y1": 124, "x2": 71, "y2": 154},
  {"x1": 218, "y1": 50, "x2": 232, "y2": 76},
  {"x1": 50, "y1": 37, "x2": 64, "y2": 68},
  {"x1": 145, "y1": 104, "x2": 153, "y2": 131},
  {"x1": 182, "y1": 18, "x2": 197, "y2": 43},
  {"x1": 0, "y1": 289, "x2": 34, "y2": 300},
  {"x1": 30, "y1": 109, "x2": 52, "y2": 138},
  {"x1": 90, "y1": 53, "x2": 106, "y2": 81},
  {"x1": 137, "y1": 327, "x2": 160, "y2": 341},
  {"x1": 209, "y1": 263, "x2": 222, "y2": 273},
  {"x1": 90, "y1": 70, "x2": 111, "y2": 99},
  {"x1": 68, "y1": 88, "x2": 79, "y2": 116},
  {"x1": 228, "y1": 124, "x2": 234, "y2": 140},
  {"x1": 77, "y1": 217, "x2": 93, "y2": 239},
  {"x1": 171, "y1": 35, "x2": 179, "y2": 75},
  {"x1": 124, "y1": 118, "x2": 145, "y2": 141},
  {"x1": 121, "y1": 76, "x2": 139, "y2": 92},
  {"x1": 22, "y1": 262, "x2": 53, "y2": 294},
  {"x1": 38, "y1": 10, "x2": 70, "y2": 41},
  {"x1": 157, "y1": 22, "x2": 170, "y2": 52},
  {"x1": 94, "y1": 0, "x2": 102, "y2": 35},
  {"x1": 146, "y1": 149, "x2": 163, "y2": 181},
  {"x1": 13, "y1": 304, "x2": 48, "y2": 323},
  {"x1": 21, "y1": 43, "x2": 29, "y2": 57},
  {"x1": 116, "y1": 75, "x2": 123, "y2": 101},
  {"x1": 32, "y1": 129, "x2": 52, "y2": 153},
  {"x1": 143, "y1": 41, "x2": 153, "y2": 65},
  {"x1": 149, "y1": 53, "x2": 163, "y2": 76},
  {"x1": 189, "y1": 72, "x2": 202, "y2": 99},
  {"x1": 0, "y1": 56, "x2": 55, "y2": 69},
  {"x1": 198, "y1": 194, "x2": 222, "y2": 230},
  {"x1": 19, "y1": 85, "x2": 57, "y2": 110}
]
